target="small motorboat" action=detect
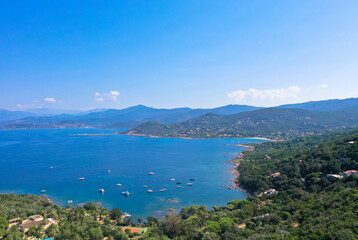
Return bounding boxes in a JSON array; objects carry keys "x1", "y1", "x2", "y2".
[
  {"x1": 78, "y1": 177, "x2": 85, "y2": 181},
  {"x1": 186, "y1": 183, "x2": 193, "y2": 186},
  {"x1": 176, "y1": 182, "x2": 182, "y2": 184},
  {"x1": 50, "y1": 166, "x2": 53, "y2": 169},
  {"x1": 116, "y1": 183, "x2": 122, "y2": 187},
  {"x1": 122, "y1": 191, "x2": 130, "y2": 196},
  {"x1": 41, "y1": 190, "x2": 46, "y2": 193},
  {"x1": 107, "y1": 170, "x2": 111, "y2": 173},
  {"x1": 189, "y1": 178, "x2": 195, "y2": 181},
  {"x1": 142, "y1": 185, "x2": 148, "y2": 188},
  {"x1": 170, "y1": 178, "x2": 175, "y2": 181},
  {"x1": 99, "y1": 188, "x2": 105, "y2": 193},
  {"x1": 159, "y1": 188, "x2": 167, "y2": 192},
  {"x1": 147, "y1": 189, "x2": 154, "y2": 193},
  {"x1": 177, "y1": 186, "x2": 181, "y2": 188},
  {"x1": 148, "y1": 172, "x2": 155, "y2": 175}
]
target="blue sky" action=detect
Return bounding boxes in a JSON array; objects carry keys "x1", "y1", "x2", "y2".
[{"x1": 0, "y1": 0, "x2": 357, "y2": 110}]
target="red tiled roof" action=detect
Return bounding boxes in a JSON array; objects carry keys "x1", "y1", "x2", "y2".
[{"x1": 292, "y1": 223, "x2": 299, "y2": 228}]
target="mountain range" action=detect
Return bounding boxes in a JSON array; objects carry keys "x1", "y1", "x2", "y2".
[
  {"x1": 0, "y1": 104, "x2": 261, "y2": 129},
  {"x1": 1, "y1": 98, "x2": 358, "y2": 134},
  {"x1": 122, "y1": 105, "x2": 358, "y2": 139}
]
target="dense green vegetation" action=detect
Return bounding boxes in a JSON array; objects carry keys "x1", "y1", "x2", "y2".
[
  {"x1": 0, "y1": 195, "x2": 145, "y2": 240},
  {"x1": 122, "y1": 106, "x2": 358, "y2": 139},
  {"x1": 135, "y1": 129, "x2": 358, "y2": 239},
  {"x1": 1, "y1": 129, "x2": 358, "y2": 239}
]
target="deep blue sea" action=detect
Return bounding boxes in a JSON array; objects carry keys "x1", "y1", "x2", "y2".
[{"x1": 0, "y1": 129, "x2": 265, "y2": 219}]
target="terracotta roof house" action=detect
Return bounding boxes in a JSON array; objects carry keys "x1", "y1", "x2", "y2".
[
  {"x1": 343, "y1": 170, "x2": 358, "y2": 177},
  {"x1": 292, "y1": 223, "x2": 299, "y2": 228},
  {"x1": 21, "y1": 219, "x2": 43, "y2": 231},
  {"x1": 21, "y1": 215, "x2": 44, "y2": 231}
]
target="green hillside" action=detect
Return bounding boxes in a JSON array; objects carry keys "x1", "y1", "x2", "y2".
[{"x1": 121, "y1": 107, "x2": 358, "y2": 139}]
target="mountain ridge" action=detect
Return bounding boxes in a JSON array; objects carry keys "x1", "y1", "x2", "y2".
[
  {"x1": 121, "y1": 105, "x2": 358, "y2": 139},
  {"x1": 1, "y1": 97, "x2": 358, "y2": 130}
]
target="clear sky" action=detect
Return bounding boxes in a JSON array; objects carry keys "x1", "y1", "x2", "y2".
[{"x1": 1, "y1": 0, "x2": 357, "y2": 110}]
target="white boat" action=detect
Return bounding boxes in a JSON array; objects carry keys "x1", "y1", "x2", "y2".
[
  {"x1": 159, "y1": 188, "x2": 167, "y2": 192},
  {"x1": 41, "y1": 190, "x2": 46, "y2": 193},
  {"x1": 50, "y1": 166, "x2": 53, "y2": 169},
  {"x1": 142, "y1": 185, "x2": 148, "y2": 188},
  {"x1": 99, "y1": 188, "x2": 105, "y2": 193},
  {"x1": 148, "y1": 172, "x2": 155, "y2": 175},
  {"x1": 177, "y1": 186, "x2": 181, "y2": 188},
  {"x1": 186, "y1": 183, "x2": 193, "y2": 186},
  {"x1": 116, "y1": 183, "x2": 122, "y2": 187},
  {"x1": 107, "y1": 170, "x2": 111, "y2": 173},
  {"x1": 78, "y1": 177, "x2": 85, "y2": 181},
  {"x1": 147, "y1": 189, "x2": 154, "y2": 193},
  {"x1": 170, "y1": 178, "x2": 175, "y2": 181},
  {"x1": 122, "y1": 191, "x2": 130, "y2": 196}
]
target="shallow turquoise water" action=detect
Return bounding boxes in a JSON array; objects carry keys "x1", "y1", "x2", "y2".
[{"x1": 0, "y1": 129, "x2": 265, "y2": 219}]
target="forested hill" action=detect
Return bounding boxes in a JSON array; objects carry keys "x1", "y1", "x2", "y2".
[
  {"x1": 121, "y1": 106, "x2": 358, "y2": 139},
  {"x1": 238, "y1": 129, "x2": 358, "y2": 194}
]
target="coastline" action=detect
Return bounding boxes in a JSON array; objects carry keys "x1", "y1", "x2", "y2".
[
  {"x1": 227, "y1": 142, "x2": 262, "y2": 192},
  {"x1": 227, "y1": 152, "x2": 248, "y2": 192},
  {"x1": 69, "y1": 133, "x2": 114, "y2": 136},
  {"x1": 117, "y1": 132, "x2": 272, "y2": 141}
]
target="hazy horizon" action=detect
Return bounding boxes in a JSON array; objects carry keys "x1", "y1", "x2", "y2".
[{"x1": 1, "y1": 96, "x2": 358, "y2": 113}]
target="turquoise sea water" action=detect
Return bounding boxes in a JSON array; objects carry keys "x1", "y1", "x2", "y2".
[{"x1": 0, "y1": 129, "x2": 265, "y2": 219}]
